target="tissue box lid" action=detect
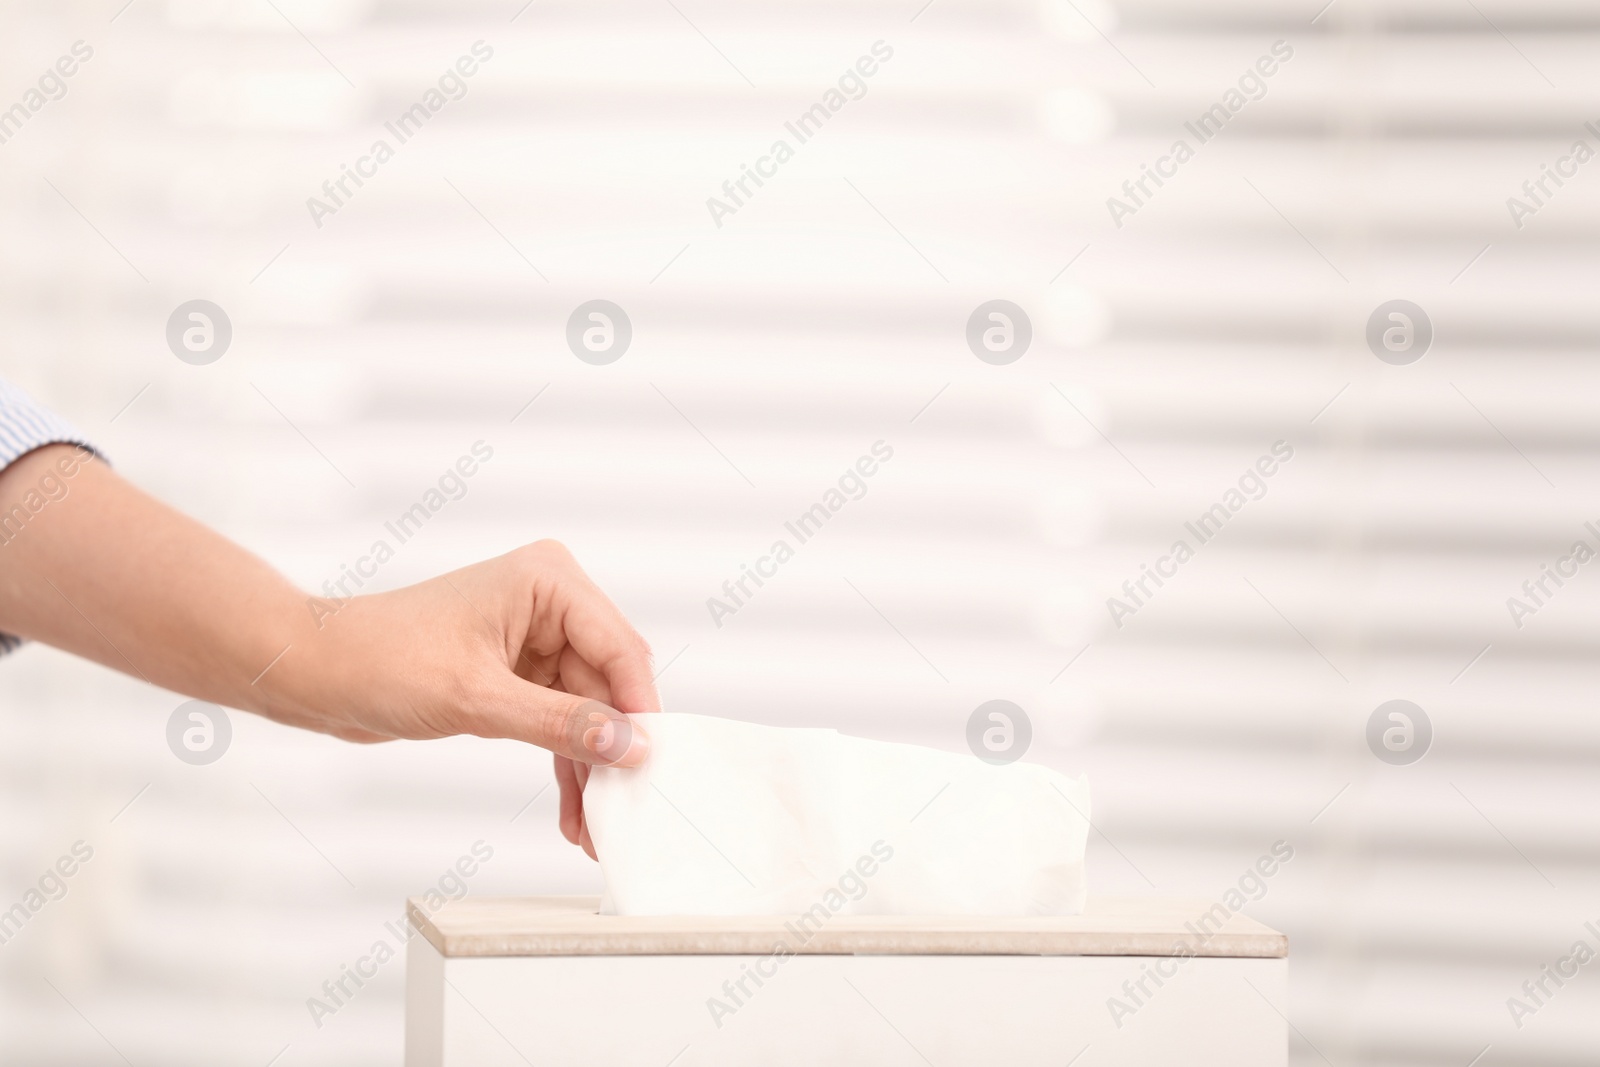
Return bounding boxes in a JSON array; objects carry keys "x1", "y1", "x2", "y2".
[{"x1": 407, "y1": 896, "x2": 1287, "y2": 959}]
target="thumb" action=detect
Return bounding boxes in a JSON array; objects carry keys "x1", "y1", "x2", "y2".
[{"x1": 479, "y1": 682, "x2": 650, "y2": 766}]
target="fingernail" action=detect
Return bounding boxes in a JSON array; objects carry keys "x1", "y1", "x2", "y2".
[{"x1": 577, "y1": 702, "x2": 650, "y2": 767}]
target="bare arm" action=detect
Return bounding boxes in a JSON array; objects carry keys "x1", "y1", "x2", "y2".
[{"x1": 0, "y1": 444, "x2": 654, "y2": 855}]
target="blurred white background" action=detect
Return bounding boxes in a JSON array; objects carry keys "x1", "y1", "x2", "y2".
[{"x1": 3, "y1": 0, "x2": 1600, "y2": 1063}]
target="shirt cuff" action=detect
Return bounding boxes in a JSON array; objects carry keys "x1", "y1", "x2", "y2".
[
  {"x1": 0, "y1": 377, "x2": 107, "y2": 657},
  {"x1": 0, "y1": 377, "x2": 103, "y2": 471}
]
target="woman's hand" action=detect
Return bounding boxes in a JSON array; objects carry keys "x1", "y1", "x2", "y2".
[
  {"x1": 0, "y1": 445, "x2": 655, "y2": 858},
  {"x1": 275, "y1": 541, "x2": 658, "y2": 858}
]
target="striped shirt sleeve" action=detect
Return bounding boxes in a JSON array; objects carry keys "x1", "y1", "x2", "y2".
[{"x1": 0, "y1": 377, "x2": 105, "y2": 656}]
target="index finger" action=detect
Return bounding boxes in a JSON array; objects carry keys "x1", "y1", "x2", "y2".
[{"x1": 554, "y1": 569, "x2": 662, "y2": 717}]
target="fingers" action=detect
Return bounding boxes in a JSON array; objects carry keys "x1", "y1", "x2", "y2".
[
  {"x1": 480, "y1": 681, "x2": 651, "y2": 767},
  {"x1": 555, "y1": 754, "x2": 597, "y2": 856},
  {"x1": 554, "y1": 754, "x2": 582, "y2": 845},
  {"x1": 556, "y1": 646, "x2": 613, "y2": 709},
  {"x1": 573, "y1": 701, "x2": 649, "y2": 765},
  {"x1": 540, "y1": 552, "x2": 661, "y2": 717},
  {"x1": 573, "y1": 754, "x2": 596, "y2": 859},
  {"x1": 571, "y1": 757, "x2": 595, "y2": 858},
  {"x1": 578, "y1": 816, "x2": 596, "y2": 861}
]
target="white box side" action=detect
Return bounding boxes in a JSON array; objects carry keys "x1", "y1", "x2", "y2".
[
  {"x1": 404, "y1": 931, "x2": 446, "y2": 1067},
  {"x1": 424, "y1": 953, "x2": 1287, "y2": 1067}
]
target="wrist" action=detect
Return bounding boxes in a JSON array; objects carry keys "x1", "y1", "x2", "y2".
[{"x1": 232, "y1": 582, "x2": 339, "y2": 722}]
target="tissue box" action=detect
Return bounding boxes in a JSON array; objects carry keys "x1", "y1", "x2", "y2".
[{"x1": 405, "y1": 896, "x2": 1287, "y2": 1067}]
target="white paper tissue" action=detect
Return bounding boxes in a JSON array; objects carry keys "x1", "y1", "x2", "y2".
[{"x1": 583, "y1": 713, "x2": 1091, "y2": 916}]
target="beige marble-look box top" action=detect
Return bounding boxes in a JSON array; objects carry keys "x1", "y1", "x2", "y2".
[{"x1": 407, "y1": 895, "x2": 1288, "y2": 960}]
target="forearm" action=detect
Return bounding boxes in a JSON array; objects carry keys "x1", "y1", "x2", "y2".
[
  {"x1": 0, "y1": 441, "x2": 654, "y2": 830},
  {"x1": 0, "y1": 445, "x2": 310, "y2": 716}
]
